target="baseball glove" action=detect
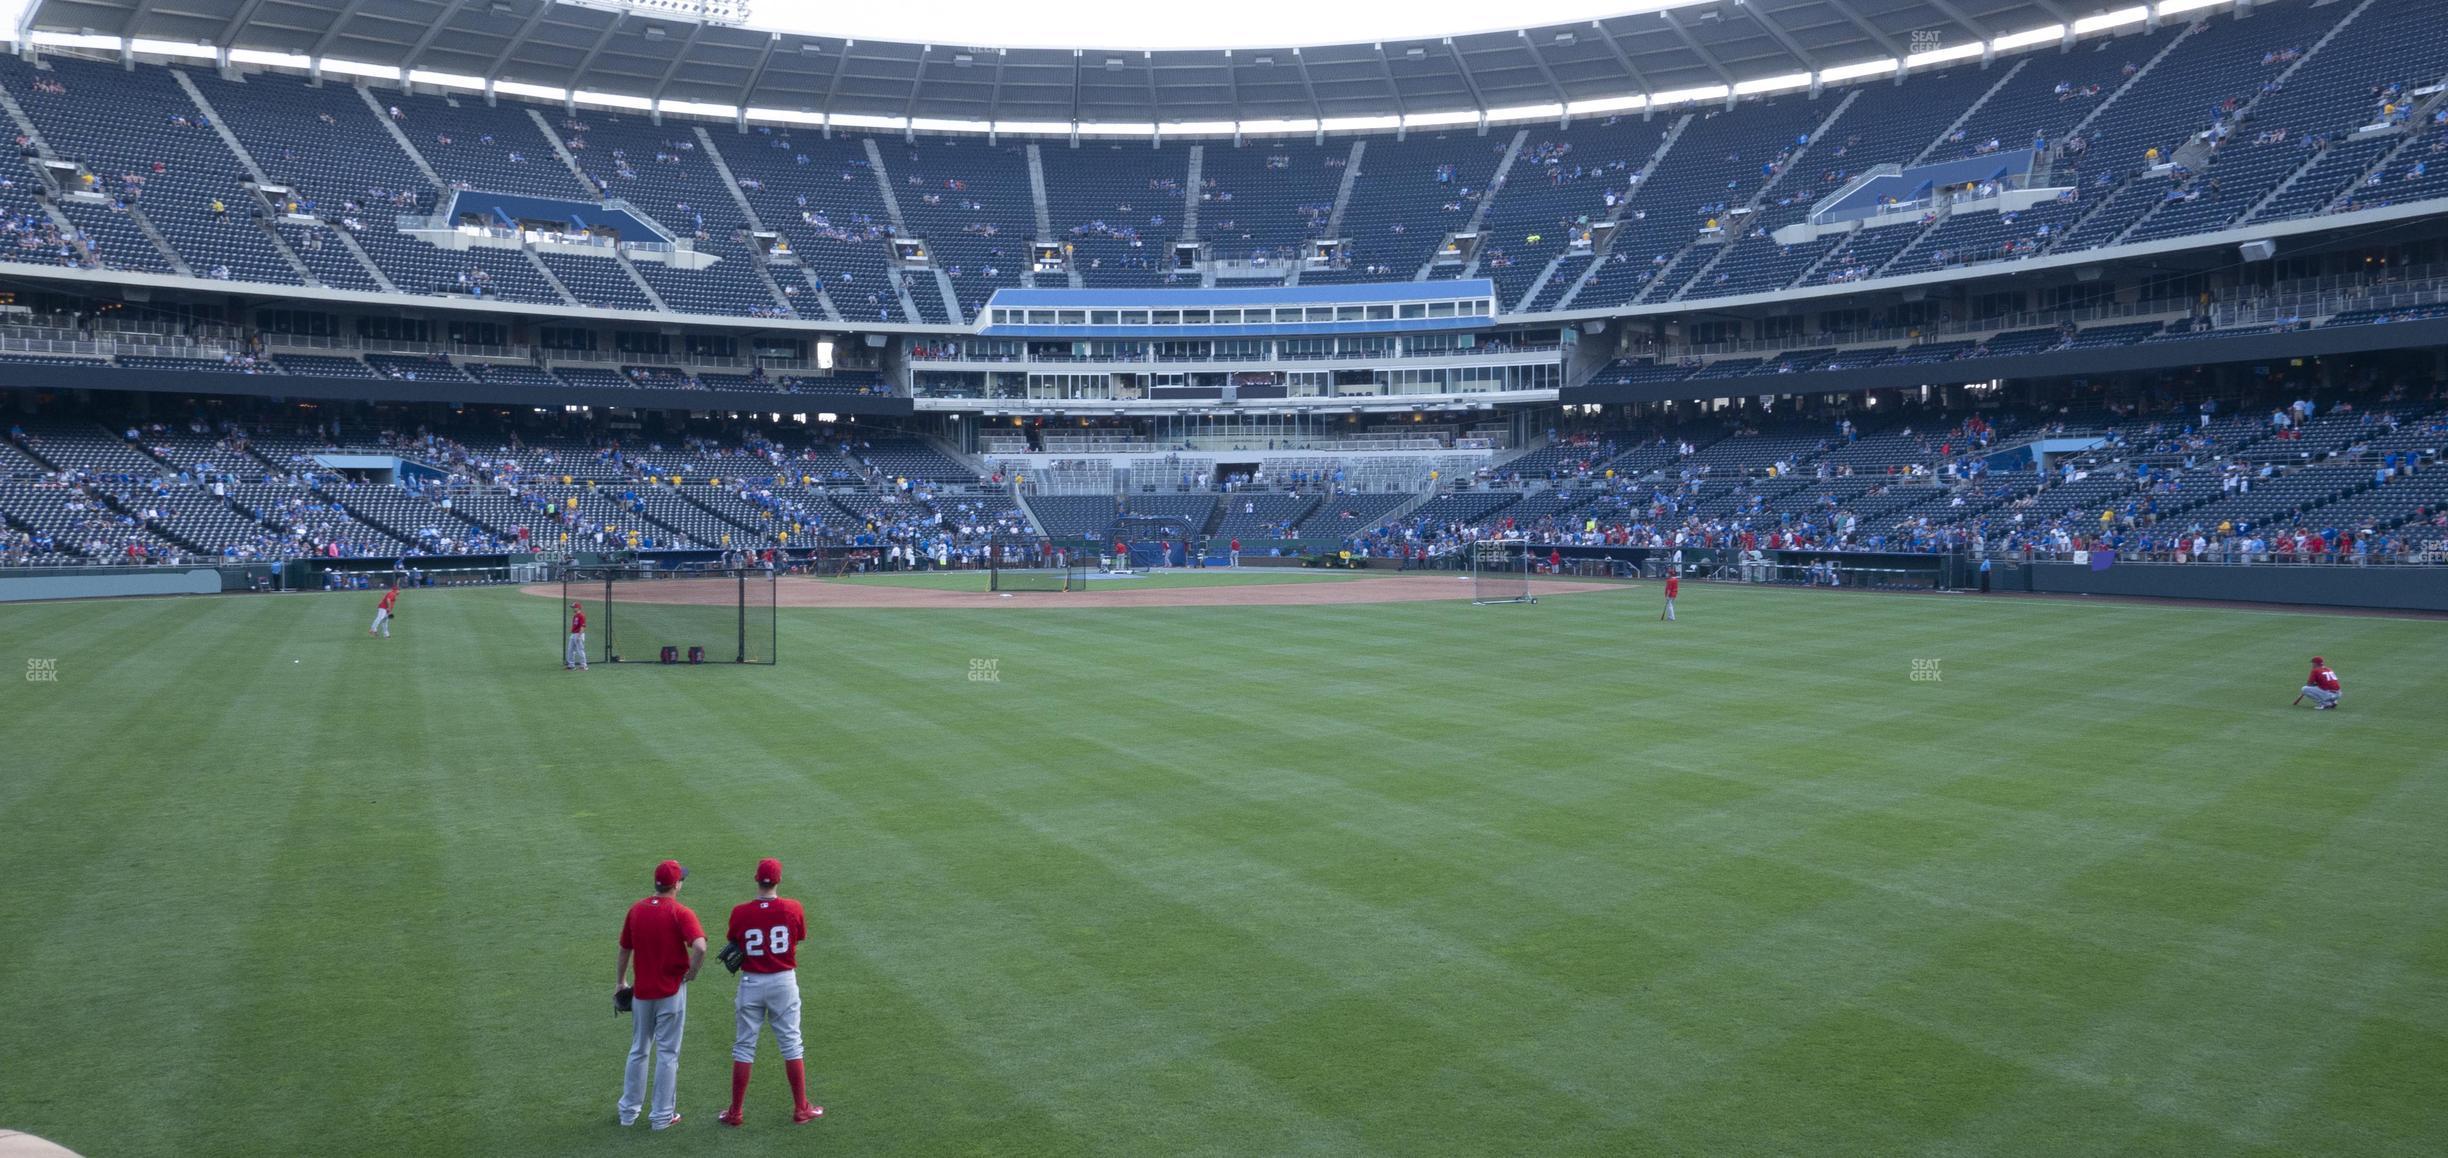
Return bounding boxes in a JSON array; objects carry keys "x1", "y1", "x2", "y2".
[
  {"x1": 718, "y1": 939, "x2": 746, "y2": 974},
  {"x1": 614, "y1": 985, "x2": 634, "y2": 1014}
]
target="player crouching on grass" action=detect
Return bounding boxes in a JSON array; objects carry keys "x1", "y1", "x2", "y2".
[
  {"x1": 2298, "y1": 656, "x2": 2343, "y2": 710},
  {"x1": 717, "y1": 858, "x2": 822, "y2": 1126}
]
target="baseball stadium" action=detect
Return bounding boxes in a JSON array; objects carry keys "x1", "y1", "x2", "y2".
[{"x1": 0, "y1": 0, "x2": 2444, "y2": 1153}]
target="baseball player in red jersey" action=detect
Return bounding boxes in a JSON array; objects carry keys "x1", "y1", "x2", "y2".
[
  {"x1": 1661, "y1": 572, "x2": 1679, "y2": 621},
  {"x1": 2300, "y1": 656, "x2": 2342, "y2": 710},
  {"x1": 369, "y1": 583, "x2": 398, "y2": 638},
  {"x1": 617, "y1": 860, "x2": 707, "y2": 1129},
  {"x1": 565, "y1": 601, "x2": 589, "y2": 670},
  {"x1": 719, "y1": 858, "x2": 822, "y2": 1126}
]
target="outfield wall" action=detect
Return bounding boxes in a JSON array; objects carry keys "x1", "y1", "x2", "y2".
[
  {"x1": 2021, "y1": 562, "x2": 2448, "y2": 612},
  {"x1": 0, "y1": 567, "x2": 224, "y2": 603}
]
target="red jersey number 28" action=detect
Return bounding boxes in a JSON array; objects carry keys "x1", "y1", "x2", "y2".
[{"x1": 742, "y1": 925, "x2": 791, "y2": 956}]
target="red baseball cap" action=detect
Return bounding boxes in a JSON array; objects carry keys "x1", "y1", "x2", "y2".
[
  {"x1": 654, "y1": 859, "x2": 687, "y2": 888},
  {"x1": 2311, "y1": 656, "x2": 2324, "y2": 664},
  {"x1": 756, "y1": 857, "x2": 783, "y2": 886}
]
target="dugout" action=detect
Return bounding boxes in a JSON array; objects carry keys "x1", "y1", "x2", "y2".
[{"x1": 1112, "y1": 515, "x2": 1194, "y2": 569}]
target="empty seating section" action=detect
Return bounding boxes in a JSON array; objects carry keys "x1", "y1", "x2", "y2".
[
  {"x1": 1292, "y1": 493, "x2": 1411, "y2": 536},
  {"x1": 1318, "y1": 132, "x2": 1501, "y2": 280},
  {"x1": 890, "y1": 137, "x2": 1036, "y2": 322},
  {"x1": 7, "y1": 57, "x2": 298, "y2": 283},
  {"x1": 1810, "y1": 223, "x2": 1922, "y2": 285},
  {"x1": 1212, "y1": 494, "x2": 1317, "y2": 541},
  {"x1": 207, "y1": 73, "x2": 543, "y2": 298},
  {"x1": 858, "y1": 438, "x2": 972, "y2": 482},
  {"x1": 1026, "y1": 495, "x2": 1118, "y2": 539},
  {"x1": 273, "y1": 354, "x2": 380, "y2": 378},
  {"x1": 1977, "y1": 328, "x2": 2069, "y2": 358},
  {"x1": 1044, "y1": 141, "x2": 1192, "y2": 287},
  {"x1": 229, "y1": 481, "x2": 407, "y2": 555},
  {"x1": 2065, "y1": 321, "x2": 2163, "y2": 348},
  {"x1": 2261, "y1": 135, "x2": 2392, "y2": 220},
  {"x1": 352, "y1": 227, "x2": 565, "y2": 303},
  {"x1": 116, "y1": 355, "x2": 279, "y2": 374},
  {"x1": 278, "y1": 224, "x2": 386, "y2": 290},
  {"x1": 0, "y1": 161, "x2": 86, "y2": 272},
  {"x1": 1401, "y1": 492, "x2": 1522, "y2": 528},
  {"x1": 395, "y1": 92, "x2": 591, "y2": 199},
  {"x1": 1505, "y1": 253, "x2": 1583, "y2": 312},
  {"x1": 464, "y1": 362, "x2": 561, "y2": 388},
  {"x1": 722, "y1": 129, "x2": 904, "y2": 323},
  {"x1": 1589, "y1": 98, "x2": 1828, "y2": 307},
  {"x1": 1477, "y1": 117, "x2": 1666, "y2": 310},
  {"x1": 200, "y1": 71, "x2": 436, "y2": 217},
  {"x1": 622, "y1": 488, "x2": 744, "y2": 547},
  {"x1": 2055, "y1": 5, "x2": 2331, "y2": 249},
  {"x1": 539, "y1": 251, "x2": 655, "y2": 310},
  {"x1": 52, "y1": 201, "x2": 175, "y2": 272},
  {"x1": 1198, "y1": 141, "x2": 1345, "y2": 265},
  {"x1": 0, "y1": 479, "x2": 184, "y2": 560},
  {"x1": 1891, "y1": 198, "x2": 2085, "y2": 272},
  {"x1": 14, "y1": 421, "x2": 165, "y2": 475},
  {"x1": 1928, "y1": 36, "x2": 2153, "y2": 165},
  {"x1": 1644, "y1": 85, "x2": 1935, "y2": 304},
  {"x1": 2128, "y1": 0, "x2": 2448, "y2": 244},
  {"x1": 0, "y1": 2, "x2": 2441, "y2": 322},
  {"x1": 367, "y1": 354, "x2": 474, "y2": 382},
  {"x1": 568, "y1": 114, "x2": 784, "y2": 317}
]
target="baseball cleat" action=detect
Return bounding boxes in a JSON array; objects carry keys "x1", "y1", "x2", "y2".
[
  {"x1": 794, "y1": 1105, "x2": 824, "y2": 1124},
  {"x1": 651, "y1": 1113, "x2": 682, "y2": 1131},
  {"x1": 718, "y1": 1110, "x2": 743, "y2": 1127}
]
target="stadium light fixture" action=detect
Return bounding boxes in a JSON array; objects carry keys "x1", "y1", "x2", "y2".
[
  {"x1": 1732, "y1": 72, "x2": 1808, "y2": 96},
  {"x1": 232, "y1": 48, "x2": 314, "y2": 68},
  {"x1": 411, "y1": 70, "x2": 490, "y2": 90},
  {"x1": 2073, "y1": 6, "x2": 2150, "y2": 34},
  {"x1": 1988, "y1": 25, "x2": 2064, "y2": 53},
  {"x1": 1816, "y1": 58, "x2": 1898, "y2": 84},
  {"x1": 1568, "y1": 94, "x2": 1647, "y2": 115},
  {"x1": 322, "y1": 58, "x2": 403, "y2": 80},
  {"x1": 1904, "y1": 42, "x2": 1983, "y2": 69},
  {"x1": 129, "y1": 38, "x2": 215, "y2": 59}
]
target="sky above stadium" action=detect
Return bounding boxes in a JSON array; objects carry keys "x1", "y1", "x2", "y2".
[{"x1": 735, "y1": 0, "x2": 1709, "y2": 51}]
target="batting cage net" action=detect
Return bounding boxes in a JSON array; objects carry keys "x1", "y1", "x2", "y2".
[
  {"x1": 988, "y1": 535, "x2": 1080, "y2": 593},
  {"x1": 562, "y1": 566, "x2": 777, "y2": 665},
  {"x1": 1470, "y1": 538, "x2": 1536, "y2": 605}
]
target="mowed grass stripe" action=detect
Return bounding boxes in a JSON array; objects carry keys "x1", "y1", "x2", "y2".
[{"x1": 0, "y1": 583, "x2": 2441, "y2": 1156}]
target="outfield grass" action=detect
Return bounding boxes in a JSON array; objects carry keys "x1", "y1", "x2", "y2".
[{"x1": 1, "y1": 582, "x2": 2443, "y2": 1157}]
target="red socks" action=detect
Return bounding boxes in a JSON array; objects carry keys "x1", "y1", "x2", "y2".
[
  {"x1": 729, "y1": 1061, "x2": 753, "y2": 1116},
  {"x1": 786, "y1": 1058, "x2": 810, "y2": 1111}
]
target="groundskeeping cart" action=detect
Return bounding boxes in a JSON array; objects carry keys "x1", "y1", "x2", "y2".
[{"x1": 561, "y1": 564, "x2": 777, "y2": 665}]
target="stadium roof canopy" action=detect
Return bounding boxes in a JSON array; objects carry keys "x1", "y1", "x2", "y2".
[{"x1": 13, "y1": 0, "x2": 2209, "y2": 131}]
